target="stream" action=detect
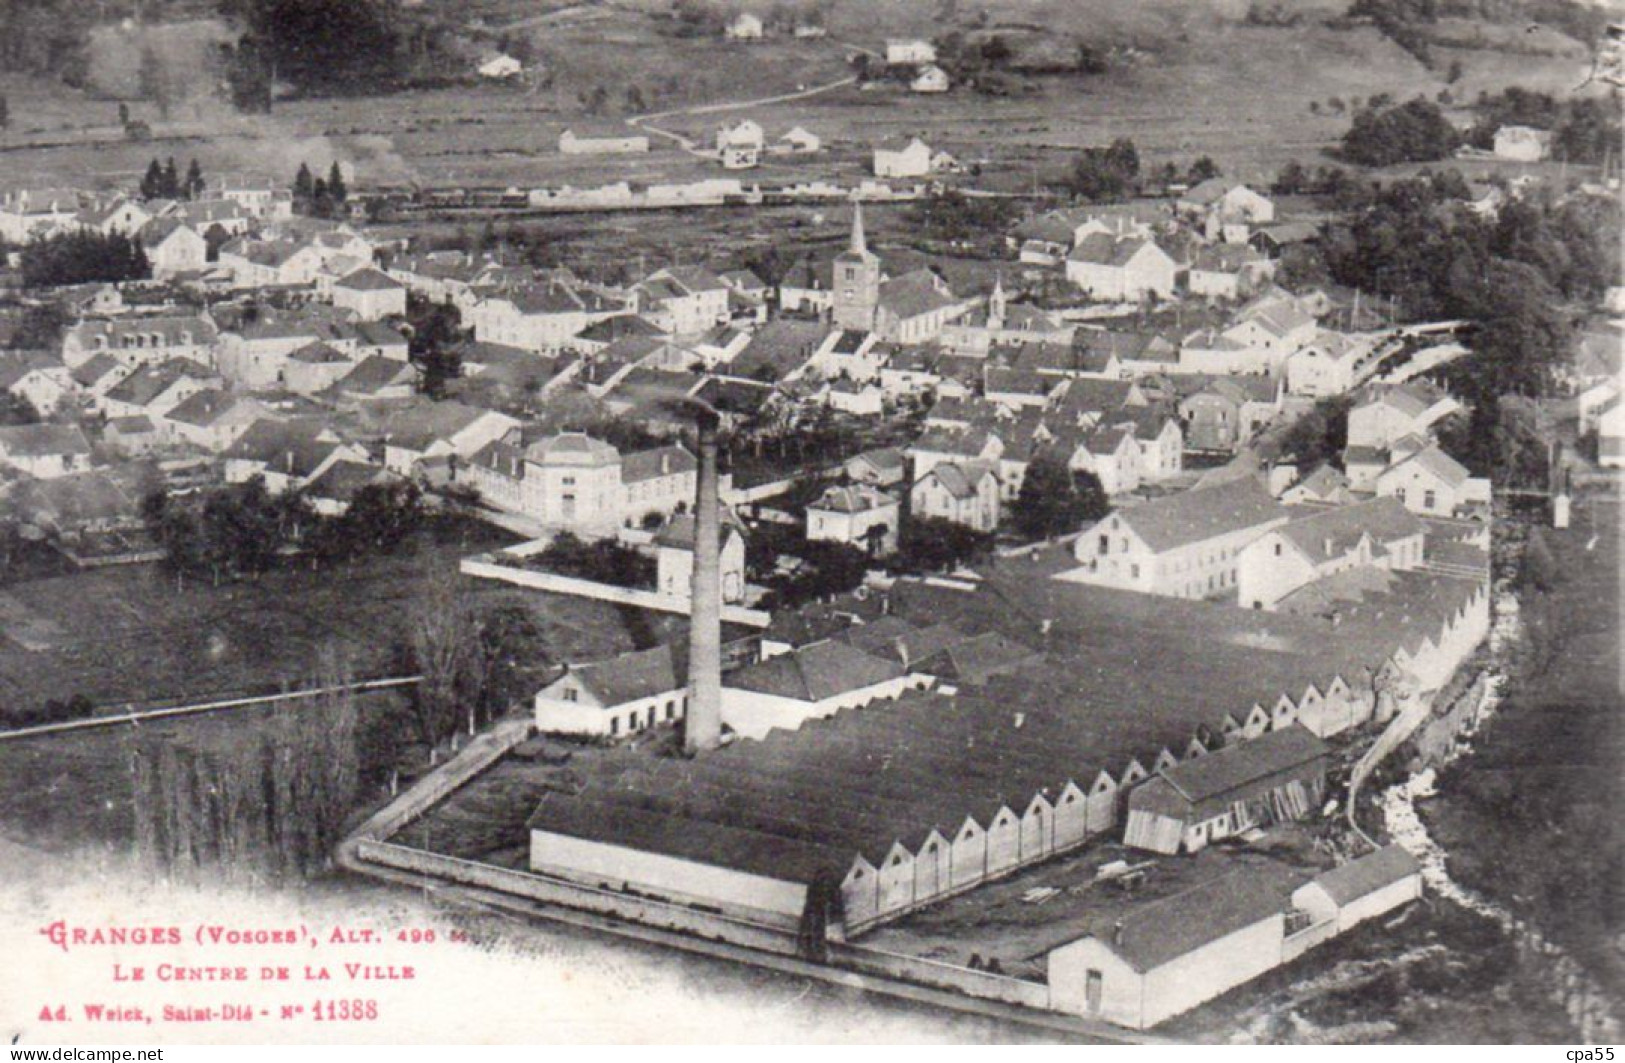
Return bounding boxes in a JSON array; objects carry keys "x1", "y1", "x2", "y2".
[{"x1": 1378, "y1": 571, "x2": 1620, "y2": 1042}]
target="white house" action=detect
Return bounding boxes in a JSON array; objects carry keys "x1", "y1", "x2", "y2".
[
  {"x1": 1291, "y1": 845, "x2": 1423, "y2": 935},
  {"x1": 873, "y1": 137, "x2": 933, "y2": 179},
  {"x1": 0, "y1": 352, "x2": 74, "y2": 417},
  {"x1": 332, "y1": 267, "x2": 407, "y2": 321},
  {"x1": 0, "y1": 188, "x2": 79, "y2": 243},
  {"x1": 1493, "y1": 125, "x2": 1553, "y2": 162},
  {"x1": 1346, "y1": 383, "x2": 1460, "y2": 452},
  {"x1": 911, "y1": 64, "x2": 950, "y2": 93},
  {"x1": 159, "y1": 389, "x2": 266, "y2": 452},
  {"x1": 910, "y1": 460, "x2": 1000, "y2": 533},
  {"x1": 725, "y1": 12, "x2": 765, "y2": 40},
  {"x1": 776, "y1": 127, "x2": 822, "y2": 154},
  {"x1": 1066, "y1": 234, "x2": 1177, "y2": 302},
  {"x1": 534, "y1": 644, "x2": 688, "y2": 738},
  {"x1": 380, "y1": 401, "x2": 521, "y2": 475},
  {"x1": 807, "y1": 483, "x2": 901, "y2": 556},
  {"x1": 636, "y1": 267, "x2": 732, "y2": 338},
  {"x1": 886, "y1": 39, "x2": 936, "y2": 64},
  {"x1": 477, "y1": 52, "x2": 523, "y2": 78},
  {"x1": 1284, "y1": 330, "x2": 1372, "y2": 398},
  {"x1": 1600, "y1": 396, "x2": 1625, "y2": 469},
  {"x1": 655, "y1": 510, "x2": 747, "y2": 603},
  {"x1": 1374, "y1": 445, "x2": 1490, "y2": 517},
  {"x1": 139, "y1": 219, "x2": 209, "y2": 278},
  {"x1": 0, "y1": 424, "x2": 93, "y2": 479}
]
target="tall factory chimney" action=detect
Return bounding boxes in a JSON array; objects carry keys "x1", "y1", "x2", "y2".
[{"x1": 683, "y1": 408, "x2": 723, "y2": 754}]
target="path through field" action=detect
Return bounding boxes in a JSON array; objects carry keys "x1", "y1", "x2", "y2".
[{"x1": 626, "y1": 72, "x2": 861, "y2": 154}]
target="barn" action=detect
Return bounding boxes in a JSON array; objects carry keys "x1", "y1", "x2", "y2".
[
  {"x1": 1047, "y1": 868, "x2": 1302, "y2": 1029},
  {"x1": 1123, "y1": 725, "x2": 1328, "y2": 854}
]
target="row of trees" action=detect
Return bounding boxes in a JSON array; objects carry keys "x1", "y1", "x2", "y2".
[
  {"x1": 1465, "y1": 87, "x2": 1623, "y2": 165},
  {"x1": 293, "y1": 161, "x2": 350, "y2": 218},
  {"x1": 139, "y1": 157, "x2": 207, "y2": 201},
  {"x1": 19, "y1": 231, "x2": 151, "y2": 289},
  {"x1": 129, "y1": 653, "x2": 370, "y2": 882}
]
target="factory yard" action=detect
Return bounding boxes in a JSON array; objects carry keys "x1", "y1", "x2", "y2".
[{"x1": 860, "y1": 825, "x2": 1330, "y2": 981}]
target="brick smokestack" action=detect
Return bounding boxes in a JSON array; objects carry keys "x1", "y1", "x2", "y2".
[{"x1": 684, "y1": 410, "x2": 723, "y2": 754}]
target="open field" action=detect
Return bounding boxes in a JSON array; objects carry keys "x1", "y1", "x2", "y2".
[
  {"x1": 0, "y1": 0, "x2": 1597, "y2": 194},
  {"x1": 0, "y1": 524, "x2": 693, "y2": 716}
]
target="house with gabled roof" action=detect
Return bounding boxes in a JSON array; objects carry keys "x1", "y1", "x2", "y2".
[
  {"x1": 0, "y1": 424, "x2": 92, "y2": 479},
  {"x1": 381, "y1": 401, "x2": 521, "y2": 475},
  {"x1": 1065, "y1": 234, "x2": 1177, "y2": 302},
  {"x1": 910, "y1": 459, "x2": 1000, "y2": 532},
  {"x1": 0, "y1": 351, "x2": 73, "y2": 416},
  {"x1": 1237, "y1": 496, "x2": 1426, "y2": 611},
  {"x1": 636, "y1": 266, "x2": 731, "y2": 338},
  {"x1": 1347, "y1": 382, "x2": 1460, "y2": 451},
  {"x1": 1375, "y1": 444, "x2": 1489, "y2": 517},
  {"x1": 1063, "y1": 477, "x2": 1289, "y2": 598},
  {"x1": 138, "y1": 218, "x2": 208, "y2": 278},
  {"x1": 873, "y1": 136, "x2": 933, "y2": 179},
  {"x1": 535, "y1": 643, "x2": 689, "y2": 738},
  {"x1": 1281, "y1": 464, "x2": 1352, "y2": 506},
  {"x1": 1125, "y1": 724, "x2": 1328, "y2": 854},
  {"x1": 721, "y1": 639, "x2": 924, "y2": 740},
  {"x1": 223, "y1": 418, "x2": 364, "y2": 493},
  {"x1": 1047, "y1": 867, "x2": 1302, "y2": 1028},
  {"x1": 100, "y1": 358, "x2": 216, "y2": 419},
  {"x1": 159, "y1": 389, "x2": 267, "y2": 451},
  {"x1": 332, "y1": 267, "x2": 407, "y2": 320}
]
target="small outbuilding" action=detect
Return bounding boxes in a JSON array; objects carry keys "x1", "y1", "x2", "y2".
[
  {"x1": 1123, "y1": 725, "x2": 1328, "y2": 854},
  {"x1": 1291, "y1": 844, "x2": 1423, "y2": 934}
]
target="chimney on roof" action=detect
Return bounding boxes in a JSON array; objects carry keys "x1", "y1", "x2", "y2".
[{"x1": 1111, "y1": 920, "x2": 1124, "y2": 946}]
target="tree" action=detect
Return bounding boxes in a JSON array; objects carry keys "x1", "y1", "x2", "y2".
[
  {"x1": 140, "y1": 158, "x2": 166, "y2": 200},
  {"x1": 1063, "y1": 137, "x2": 1140, "y2": 201},
  {"x1": 119, "y1": 101, "x2": 130, "y2": 127},
  {"x1": 1074, "y1": 41, "x2": 1108, "y2": 74},
  {"x1": 1339, "y1": 97, "x2": 1460, "y2": 167},
  {"x1": 19, "y1": 230, "x2": 151, "y2": 287},
  {"x1": 406, "y1": 294, "x2": 465, "y2": 399},
  {"x1": 404, "y1": 566, "x2": 480, "y2": 750},
  {"x1": 1012, "y1": 454, "x2": 1102, "y2": 540},
  {"x1": 1276, "y1": 395, "x2": 1352, "y2": 468},
  {"x1": 0, "y1": 94, "x2": 9, "y2": 131},
  {"x1": 293, "y1": 162, "x2": 314, "y2": 205},
  {"x1": 1273, "y1": 160, "x2": 1310, "y2": 195},
  {"x1": 185, "y1": 158, "x2": 206, "y2": 200},
  {"x1": 1187, "y1": 156, "x2": 1220, "y2": 183},
  {"x1": 897, "y1": 516, "x2": 993, "y2": 574},
  {"x1": 162, "y1": 157, "x2": 181, "y2": 199},
  {"x1": 327, "y1": 160, "x2": 347, "y2": 205}
]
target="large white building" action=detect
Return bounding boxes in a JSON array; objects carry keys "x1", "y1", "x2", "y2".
[
  {"x1": 1063, "y1": 478, "x2": 1289, "y2": 599},
  {"x1": 465, "y1": 432, "x2": 697, "y2": 535}
]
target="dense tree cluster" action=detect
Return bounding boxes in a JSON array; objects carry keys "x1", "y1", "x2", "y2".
[
  {"x1": 1011, "y1": 456, "x2": 1107, "y2": 541},
  {"x1": 20, "y1": 231, "x2": 151, "y2": 288},
  {"x1": 895, "y1": 516, "x2": 994, "y2": 574},
  {"x1": 530, "y1": 532, "x2": 657, "y2": 588},
  {"x1": 292, "y1": 161, "x2": 349, "y2": 218},
  {"x1": 221, "y1": 0, "x2": 437, "y2": 94},
  {"x1": 143, "y1": 477, "x2": 427, "y2": 583},
  {"x1": 1339, "y1": 97, "x2": 1460, "y2": 167},
  {"x1": 1277, "y1": 395, "x2": 1353, "y2": 468},
  {"x1": 1059, "y1": 137, "x2": 1141, "y2": 202},
  {"x1": 1319, "y1": 172, "x2": 1617, "y2": 397},
  {"x1": 909, "y1": 189, "x2": 1020, "y2": 244},
  {"x1": 1467, "y1": 87, "x2": 1623, "y2": 165}
]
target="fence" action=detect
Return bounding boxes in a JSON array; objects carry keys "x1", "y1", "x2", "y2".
[
  {"x1": 830, "y1": 941, "x2": 1051, "y2": 1010},
  {"x1": 355, "y1": 839, "x2": 801, "y2": 955},
  {"x1": 460, "y1": 557, "x2": 772, "y2": 627},
  {"x1": 352, "y1": 719, "x2": 532, "y2": 842}
]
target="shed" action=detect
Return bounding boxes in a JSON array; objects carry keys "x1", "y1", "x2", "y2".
[
  {"x1": 1291, "y1": 843, "x2": 1422, "y2": 933},
  {"x1": 1124, "y1": 725, "x2": 1328, "y2": 854}
]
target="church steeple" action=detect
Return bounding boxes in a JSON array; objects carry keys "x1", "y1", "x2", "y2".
[
  {"x1": 848, "y1": 199, "x2": 869, "y2": 256},
  {"x1": 989, "y1": 273, "x2": 1007, "y2": 330},
  {"x1": 833, "y1": 197, "x2": 881, "y2": 330}
]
